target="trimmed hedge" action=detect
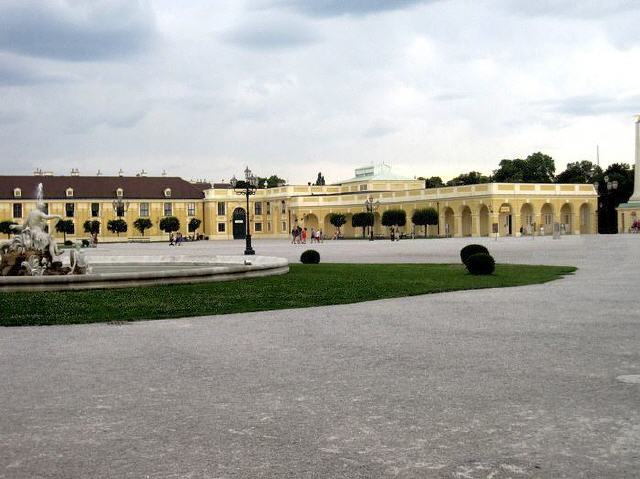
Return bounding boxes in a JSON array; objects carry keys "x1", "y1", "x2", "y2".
[
  {"x1": 465, "y1": 253, "x2": 495, "y2": 275},
  {"x1": 460, "y1": 244, "x2": 489, "y2": 265},
  {"x1": 300, "y1": 250, "x2": 321, "y2": 264}
]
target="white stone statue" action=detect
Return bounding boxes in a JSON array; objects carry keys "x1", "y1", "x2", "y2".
[{"x1": 9, "y1": 208, "x2": 62, "y2": 259}]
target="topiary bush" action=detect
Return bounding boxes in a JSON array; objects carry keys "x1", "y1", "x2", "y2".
[
  {"x1": 81, "y1": 239, "x2": 90, "y2": 247},
  {"x1": 300, "y1": 249, "x2": 320, "y2": 264},
  {"x1": 460, "y1": 244, "x2": 489, "y2": 265},
  {"x1": 465, "y1": 253, "x2": 495, "y2": 275},
  {"x1": 64, "y1": 240, "x2": 73, "y2": 246}
]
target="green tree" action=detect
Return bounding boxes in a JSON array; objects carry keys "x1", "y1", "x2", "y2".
[
  {"x1": 556, "y1": 160, "x2": 602, "y2": 184},
  {"x1": 328, "y1": 213, "x2": 346, "y2": 236},
  {"x1": 107, "y1": 219, "x2": 128, "y2": 237},
  {"x1": 351, "y1": 212, "x2": 374, "y2": 238},
  {"x1": 419, "y1": 176, "x2": 444, "y2": 188},
  {"x1": 256, "y1": 175, "x2": 287, "y2": 188},
  {"x1": 55, "y1": 219, "x2": 75, "y2": 241},
  {"x1": 493, "y1": 152, "x2": 556, "y2": 183},
  {"x1": 382, "y1": 209, "x2": 407, "y2": 229},
  {"x1": 133, "y1": 218, "x2": 153, "y2": 236},
  {"x1": 83, "y1": 220, "x2": 100, "y2": 236},
  {"x1": 446, "y1": 171, "x2": 490, "y2": 186},
  {"x1": 0, "y1": 220, "x2": 17, "y2": 238},
  {"x1": 188, "y1": 218, "x2": 202, "y2": 236},
  {"x1": 412, "y1": 208, "x2": 438, "y2": 237},
  {"x1": 159, "y1": 216, "x2": 180, "y2": 237},
  {"x1": 595, "y1": 163, "x2": 635, "y2": 233}
]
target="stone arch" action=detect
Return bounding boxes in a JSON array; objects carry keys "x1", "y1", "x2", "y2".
[
  {"x1": 498, "y1": 203, "x2": 513, "y2": 236},
  {"x1": 460, "y1": 205, "x2": 472, "y2": 237},
  {"x1": 520, "y1": 203, "x2": 535, "y2": 235},
  {"x1": 443, "y1": 207, "x2": 455, "y2": 237},
  {"x1": 304, "y1": 213, "x2": 319, "y2": 231},
  {"x1": 579, "y1": 203, "x2": 592, "y2": 234},
  {"x1": 479, "y1": 204, "x2": 490, "y2": 236},
  {"x1": 540, "y1": 203, "x2": 554, "y2": 235},
  {"x1": 560, "y1": 203, "x2": 572, "y2": 234}
]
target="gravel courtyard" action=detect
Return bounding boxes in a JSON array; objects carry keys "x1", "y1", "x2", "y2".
[{"x1": 1, "y1": 235, "x2": 639, "y2": 478}]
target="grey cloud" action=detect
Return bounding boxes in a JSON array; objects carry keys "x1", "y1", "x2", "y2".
[
  {"x1": 269, "y1": 0, "x2": 437, "y2": 17},
  {"x1": 0, "y1": 0, "x2": 157, "y2": 61},
  {"x1": 502, "y1": 0, "x2": 640, "y2": 18},
  {"x1": 536, "y1": 94, "x2": 640, "y2": 116},
  {"x1": 363, "y1": 120, "x2": 399, "y2": 138},
  {"x1": 221, "y1": 21, "x2": 319, "y2": 50},
  {"x1": 0, "y1": 59, "x2": 71, "y2": 86},
  {"x1": 0, "y1": 110, "x2": 24, "y2": 125}
]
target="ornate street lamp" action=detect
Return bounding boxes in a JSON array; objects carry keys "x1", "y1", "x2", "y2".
[
  {"x1": 230, "y1": 166, "x2": 258, "y2": 255},
  {"x1": 112, "y1": 197, "x2": 130, "y2": 218},
  {"x1": 364, "y1": 195, "x2": 380, "y2": 241},
  {"x1": 594, "y1": 175, "x2": 619, "y2": 233}
]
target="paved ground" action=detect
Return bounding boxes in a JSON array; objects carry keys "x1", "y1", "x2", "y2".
[{"x1": 1, "y1": 236, "x2": 639, "y2": 478}]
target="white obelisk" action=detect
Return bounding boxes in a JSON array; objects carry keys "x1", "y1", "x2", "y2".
[{"x1": 630, "y1": 115, "x2": 640, "y2": 202}]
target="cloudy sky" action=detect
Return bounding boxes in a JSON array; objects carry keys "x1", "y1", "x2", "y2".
[{"x1": 1, "y1": 0, "x2": 639, "y2": 184}]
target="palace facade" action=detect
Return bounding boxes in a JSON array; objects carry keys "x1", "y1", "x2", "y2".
[{"x1": 0, "y1": 165, "x2": 598, "y2": 242}]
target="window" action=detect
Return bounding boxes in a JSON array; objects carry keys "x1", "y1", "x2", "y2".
[
  {"x1": 68, "y1": 223, "x2": 75, "y2": 235},
  {"x1": 65, "y1": 203, "x2": 74, "y2": 218},
  {"x1": 217, "y1": 202, "x2": 225, "y2": 216},
  {"x1": 13, "y1": 188, "x2": 21, "y2": 198},
  {"x1": 267, "y1": 221, "x2": 271, "y2": 232},
  {"x1": 164, "y1": 188, "x2": 172, "y2": 198},
  {"x1": 266, "y1": 202, "x2": 271, "y2": 215},
  {"x1": 359, "y1": 184, "x2": 368, "y2": 191},
  {"x1": 187, "y1": 202, "x2": 196, "y2": 217},
  {"x1": 164, "y1": 202, "x2": 172, "y2": 216},
  {"x1": 281, "y1": 200, "x2": 286, "y2": 214},
  {"x1": 91, "y1": 203, "x2": 100, "y2": 217},
  {"x1": 12, "y1": 203, "x2": 22, "y2": 218},
  {"x1": 218, "y1": 222, "x2": 226, "y2": 233},
  {"x1": 116, "y1": 205, "x2": 125, "y2": 217},
  {"x1": 116, "y1": 188, "x2": 123, "y2": 198},
  {"x1": 255, "y1": 202, "x2": 262, "y2": 215},
  {"x1": 281, "y1": 221, "x2": 287, "y2": 232},
  {"x1": 66, "y1": 187, "x2": 74, "y2": 197},
  {"x1": 139, "y1": 202, "x2": 149, "y2": 217},
  {"x1": 255, "y1": 222, "x2": 262, "y2": 232},
  {"x1": 543, "y1": 213, "x2": 553, "y2": 225},
  {"x1": 524, "y1": 215, "x2": 534, "y2": 225}
]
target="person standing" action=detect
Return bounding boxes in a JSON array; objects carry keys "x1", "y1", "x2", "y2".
[{"x1": 390, "y1": 227, "x2": 395, "y2": 242}]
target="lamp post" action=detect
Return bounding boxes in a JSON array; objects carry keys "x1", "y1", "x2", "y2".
[
  {"x1": 112, "y1": 197, "x2": 130, "y2": 218},
  {"x1": 230, "y1": 166, "x2": 258, "y2": 255},
  {"x1": 364, "y1": 195, "x2": 380, "y2": 241},
  {"x1": 594, "y1": 176, "x2": 618, "y2": 233}
]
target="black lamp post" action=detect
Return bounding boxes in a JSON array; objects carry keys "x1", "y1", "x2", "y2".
[
  {"x1": 594, "y1": 176, "x2": 618, "y2": 233},
  {"x1": 364, "y1": 195, "x2": 380, "y2": 241},
  {"x1": 112, "y1": 196, "x2": 130, "y2": 218},
  {"x1": 230, "y1": 167, "x2": 258, "y2": 255}
]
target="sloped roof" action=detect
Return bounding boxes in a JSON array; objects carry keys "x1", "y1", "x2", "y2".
[{"x1": 0, "y1": 176, "x2": 205, "y2": 200}]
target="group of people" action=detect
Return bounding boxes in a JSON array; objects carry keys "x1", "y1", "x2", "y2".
[
  {"x1": 169, "y1": 232, "x2": 185, "y2": 246},
  {"x1": 291, "y1": 226, "x2": 323, "y2": 244}
]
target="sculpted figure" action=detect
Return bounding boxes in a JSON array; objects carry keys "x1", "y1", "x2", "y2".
[{"x1": 9, "y1": 207, "x2": 62, "y2": 259}]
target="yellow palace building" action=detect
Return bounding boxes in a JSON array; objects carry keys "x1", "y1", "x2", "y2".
[{"x1": 1, "y1": 164, "x2": 597, "y2": 242}]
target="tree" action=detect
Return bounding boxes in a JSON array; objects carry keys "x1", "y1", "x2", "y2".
[
  {"x1": 256, "y1": 175, "x2": 287, "y2": 188},
  {"x1": 351, "y1": 212, "x2": 374, "y2": 238},
  {"x1": 159, "y1": 216, "x2": 180, "y2": 237},
  {"x1": 0, "y1": 220, "x2": 17, "y2": 238},
  {"x1": 328, "y1": 213, "x2": 346, "y2": 236},
  {"x1": 382, "y1": 209, "x2": 407, "y2": 229},
  {"x1": 595, "y1": 163, "x2": 635, "y2": 233},
  {"x1": 446, "y1": 171, "x2": 490, "y2": 186},
  {"x1": 556, "y1": 160, "x2": 602, "y2": 184},
  {"x1": 412, "y1": 208, "x2": 438, "y2": 237},
  {"x1": 419, "y1": 176, "x2": 444, "y2": 189},
  {"x1": 188, "y1": 218, "x2": 202, "y2": 236},
  {"x1": 107, "y1": 219, "x2": 128, "y2": 237},
  {"x1": 83, "y1": 220, "x2": 100, "y2": 236},
  {"x1": 493, "y1": 152, "x2": 556, "y2": 183},
  {"x1": 133, "y1": 218, "x2": 153, "y2": 236},
  {"x1": 55, "y1": 219, "x2": 74, "y2": 241}
]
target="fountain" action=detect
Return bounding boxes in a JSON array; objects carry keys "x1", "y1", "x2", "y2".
[{"x1": 0, "y1": 183, "x2": 288, "y2": 291}]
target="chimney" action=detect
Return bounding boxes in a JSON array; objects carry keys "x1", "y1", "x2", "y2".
[
  {"x1": 118, "y1": 168, "x2": 124, "y2": 177},
  {"x1": 630, "y1": 115, "x2": 640, "y2": 202},
  {"x1": 139, "y1": 169, "x2": 147, "y2": 177},
  {"x1": 33, "y1": 168, "x2": 43, "y2": 176},
  {"x1": 71, "y1": 168, "x2": 79, "y2": 176},
  {"x1": 161, "y1": 169, "x2": 167, "y2": 177},
  {"x1": 96, "y1": 169, "x2": 102, "y2": 176}
]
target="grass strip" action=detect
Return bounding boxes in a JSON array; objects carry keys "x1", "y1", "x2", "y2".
[{"x1": 0, "y1": 263, "x2": 575, "y2": 326}]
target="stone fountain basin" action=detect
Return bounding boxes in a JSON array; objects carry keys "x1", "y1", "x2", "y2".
[{"x1": 0, "y1": 255, "x2": 289, "y2": 292}]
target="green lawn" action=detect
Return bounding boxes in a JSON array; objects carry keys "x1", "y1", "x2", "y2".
[{"x1": 0, "y1": 263, "x2": 575, "y2": 326}]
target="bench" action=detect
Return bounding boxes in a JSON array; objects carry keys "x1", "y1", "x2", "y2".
[{"x1": 128, "y1": 236, "x2": 151, "y2": 243}]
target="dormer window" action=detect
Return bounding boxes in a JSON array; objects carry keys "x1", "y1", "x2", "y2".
[
  {"x1": 116, "y1": 188, "x2": 124, "y2": 198},
  {"x1": 164, "y1": 188, "x2": 172, "y2": 198},
  {"x1": 66, "y1": 187, "x2": 74, "y2": 197},
  {"x1": 13, "y1": 188, "x2": 21, "y2": 198}
]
